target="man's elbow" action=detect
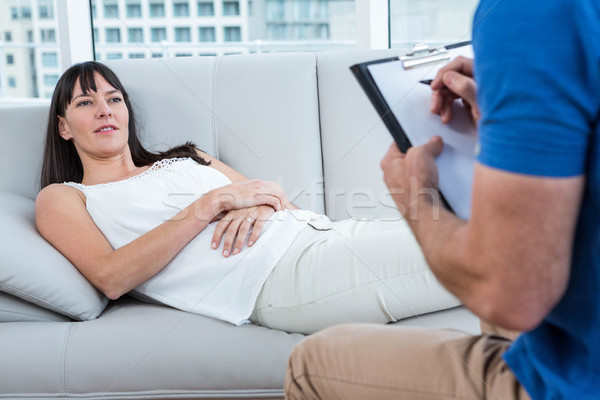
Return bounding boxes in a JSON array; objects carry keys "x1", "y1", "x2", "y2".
[
  {"x1": 480, "y1": 302, "x2": 545, "y2": 332},
  {"x1": 473, "y1": 283, "x2": 563, "y2": 332}
]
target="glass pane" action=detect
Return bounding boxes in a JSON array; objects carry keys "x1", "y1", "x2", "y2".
[
  {"x1": 92, "y1": 0, "x2": 356, "y2": 60},
  {"x1": 0, "y1": 0, "x2": 61, "y2": 99},
  {"x1": 389, "y1": 0, "x2": 478, "y2": 51},
  {"x1": 251, "y1": 0, "x2": 355, "y2": 52},
  {"x1": 127, "y1": 3, "x2": 142, "y2": 18},
  {"x1": 173, "y1": 1, "x2": 190, "y2": 17}
]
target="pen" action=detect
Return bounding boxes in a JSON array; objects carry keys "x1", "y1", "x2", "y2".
[{"x1": 419, "y1": 79, "x2": 433, "y2": 85}]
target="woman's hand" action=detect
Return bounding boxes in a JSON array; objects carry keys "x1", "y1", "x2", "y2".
[
  {"x1": 211, "y1": 205, "x2": 277, "y2": 257},
  {"x1": 211, "y1": 179, "x2": 287, "y2": 215},
  {"x1": 430, "y1": 56, "x2": 480, "y2": 127}
]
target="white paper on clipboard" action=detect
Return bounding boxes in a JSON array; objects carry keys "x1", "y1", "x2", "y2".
[{"x1": 367, "y1": 45, "x2": 476, "y2": 220}]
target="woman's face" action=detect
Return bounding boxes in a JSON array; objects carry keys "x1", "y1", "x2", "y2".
[{"x1": 58, "y1": 72, "x2": 129, "y2": 161}]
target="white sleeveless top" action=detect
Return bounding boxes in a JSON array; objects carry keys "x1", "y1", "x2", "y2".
[{"x1": 64, "y1": 158, "x2": 319, "y2": 325}]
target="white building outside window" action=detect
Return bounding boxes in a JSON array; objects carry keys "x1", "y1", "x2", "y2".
[{"x1": 0, "y1": 0, "x2": 479, "y2": 100}]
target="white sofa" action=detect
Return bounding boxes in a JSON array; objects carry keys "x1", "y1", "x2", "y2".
[{"x1": 0, "y1": 50, "x2": 479, "y2": 399}]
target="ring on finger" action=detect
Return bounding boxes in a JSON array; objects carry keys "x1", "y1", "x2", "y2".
[{"x1": 246, "y1": 217, "x2": 254, "y2": 224}]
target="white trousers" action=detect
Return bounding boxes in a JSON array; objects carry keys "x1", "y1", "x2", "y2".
[{"x1": 250, "y1": 218, "x2": 460, "y2": 334}]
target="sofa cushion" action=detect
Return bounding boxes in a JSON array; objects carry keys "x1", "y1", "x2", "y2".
[
  {"x1": 0, "y1": 291, "x2": 70, "y2": 323},
  {"x1": 0, "y1": 103, "x2": 49, "y2": 199},
  {"x1": 0, "y1": 191, "x2": 109, "y2": 320},
  {"x1": 0, "y1": 297, "x2": 305, "y2": 398},
  {"x1": 316, "y1": 50, "x2": 401, "y2": 220},
  {"x1": 215, "y1": 53, "x2": 325, "y2": 213}
]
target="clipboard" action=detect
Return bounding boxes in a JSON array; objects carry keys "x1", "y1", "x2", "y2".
[{"x1": 350, "y1": 41, "x2": 476, "y2": 220}]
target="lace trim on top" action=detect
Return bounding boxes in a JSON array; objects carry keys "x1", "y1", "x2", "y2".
[{"x1": 63, "y1": 157, "x2": 190, "y2": 191}]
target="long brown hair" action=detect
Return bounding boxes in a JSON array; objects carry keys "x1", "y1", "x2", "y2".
[{"x1": 40, "y1": 61, "x2": 209, "y2": 188}]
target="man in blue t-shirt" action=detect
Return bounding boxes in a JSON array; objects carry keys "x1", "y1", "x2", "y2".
[{"x1": 284, "y1": 0, "x2": 599, "y2": 399}]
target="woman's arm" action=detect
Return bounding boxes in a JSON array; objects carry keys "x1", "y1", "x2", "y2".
[
  {"x1": 36, "y1": 179, "x2": 286, "y2": 300},
  {"x1": 195, "y1": 149, "x2": 301, "y2": 256}
]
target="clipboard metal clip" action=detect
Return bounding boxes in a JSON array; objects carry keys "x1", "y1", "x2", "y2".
[{"x1": 400, "y1": 43, "x2": 451, "y2": 70}]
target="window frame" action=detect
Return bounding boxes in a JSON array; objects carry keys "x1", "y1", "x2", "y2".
[{"x1": 54, "y1": 0, "x2": 390, "y2": 73}]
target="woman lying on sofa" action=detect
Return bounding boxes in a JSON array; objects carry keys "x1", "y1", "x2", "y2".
[{"x1": 35, "y1": 61, "x2": 459, "y2": 334}]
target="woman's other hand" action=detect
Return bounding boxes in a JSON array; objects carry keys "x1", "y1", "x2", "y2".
[
  {"x1": 211, "y1": 205, "x2": 277, "y2": 257},
  {"x1": 212, "y1": 179, "x2": 287, "y2": 214},
  {"x1": 430, "y1": 56, "x2": 480, "y2": 127}
]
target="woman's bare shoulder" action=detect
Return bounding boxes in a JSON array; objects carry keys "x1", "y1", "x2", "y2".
[{"x1": 36, "y1": 183, "x2": 85, "y2": 212}]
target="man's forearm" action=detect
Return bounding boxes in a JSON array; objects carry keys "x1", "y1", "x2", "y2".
[{"x1": 404, "y1": 198, "x2": 487, "y2": 313}]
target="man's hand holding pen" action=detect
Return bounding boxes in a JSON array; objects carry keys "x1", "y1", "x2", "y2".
[{"x1": 428, "y1": 56, "x2": 480, "y2": 127}]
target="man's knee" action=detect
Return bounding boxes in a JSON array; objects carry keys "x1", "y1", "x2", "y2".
[{"x1": 285, "y1": 324, "x2": 360, "y2": 400}]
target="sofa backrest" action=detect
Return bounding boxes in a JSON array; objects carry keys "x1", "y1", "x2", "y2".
[{"x1": 0, "y1": 50, "x2": 402, "y2": 220}]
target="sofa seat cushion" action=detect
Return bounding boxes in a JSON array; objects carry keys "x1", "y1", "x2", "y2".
[
  {"x1": 0, "y1": 297, "x2": 304, "y2": 399},
  {"x1": 0, "y1": 191, "x2": 109, "y2": 320}
]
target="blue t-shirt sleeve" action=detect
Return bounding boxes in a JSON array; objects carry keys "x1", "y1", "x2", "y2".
[{"x1": 473, "y1": 0, "x2": 600, "y2": 177}]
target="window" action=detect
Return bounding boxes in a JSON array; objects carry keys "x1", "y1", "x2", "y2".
[
  {"x1": 151, "y1": 27, "x2": 167, "y2": 42},
  {"x1": 91, "y1": 1, "x2": 96, "y2": 18},
  {"x1": 267, "y1": 23, "x2": 287, "y2": 40},
  {"x1": 173, "y1": 2, "x2": 189, "y2": 17},
  {"x1": 176, "y1": 53, "x2": 193, "y2": 57},
  {"x1": 129, "y1": 53, "x2": 145, "y2": 59},
  {"x1": 93, "y1": 28, "x2": 99, "y2": 41},
  {"x1": 105, "y1": 28, "x2": 121, "y2": 43},
  {"x1": 4, "y1": 32, "x2": 12, "y2": 42},
  {"x1": 10, "y1": 7, "x2": 18, "y2": 19},
  {"x1": 39, "y1": 2, "x2": 54, "y2": 19},
  {"x1": 197, "y1": 1, "x2": 214, "y2": 16},
  {"x1": 40, "y1": 29, "x2": 56, "y2": 43},
  {"x1": 43, "y1": 75, "x2": 59, "y2": 86},
  {"x1": 104, "y1": 1, "x2": 119, "y2": 18},
  {"x1": 198, "y1": 27, "x2": 216, "y2": 42},
  {"x1": 21, "y1": 6, "x2": 31, "y2": 19},
  {"x1": 389, "y1": 0, "x2": 478, "y2": 48},
  {"x1": 42, "y1": 52, "x2": 59, "y2": 67},
  {"x1": 128, "y1": 28, "x2": 144, "y2": 43},
  {"x1": 27, "y1": 30, "x2": 33, "y2": 43},
  {"x1": 106, "y1": 53, "x2": 123, "y2": 60},
  {"x1": 266, "y1": 0, "x2": 285, "y2": 20},
  {"x1": 293, "y1": 0, "x2": 312, "y2": 20},
  {"x1": 150, "y1": 2, "x2": 165, "y2": 17},
  {"x1": 152, "y1": 53, "x2": 163, "y2": 58},
  {"x1": 224, "y1": 26, "x2": 241, "y2": 42},
  {"x1": 127, "y1": 3, "x2": 142, "y2": 17},
  {"x1": 223, "y1": 1, "x2": 240, "y2": 16},
  {"x1": 317, "y1": 0, "x2": 328, "y2": 19},
  {"x1": 6, "y1": 54, "x2": 14, "y2": 65},
  {"x1": 175, "y1": 27, "x2": 191, "y2": 42},
  {"x1": 291, "y1": 22, "x2": 329, "y2": 40},
  {"x1": 8, "y1": 77, "x2": 16, "y2": 88}
]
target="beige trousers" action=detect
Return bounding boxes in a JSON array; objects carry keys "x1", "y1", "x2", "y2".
[
  {"x1": 250, "y1": 218, "x2": 460, "y2": 334},
  {"x1": 285, "y1": 324, "x2": 531, "y2": 400}
]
